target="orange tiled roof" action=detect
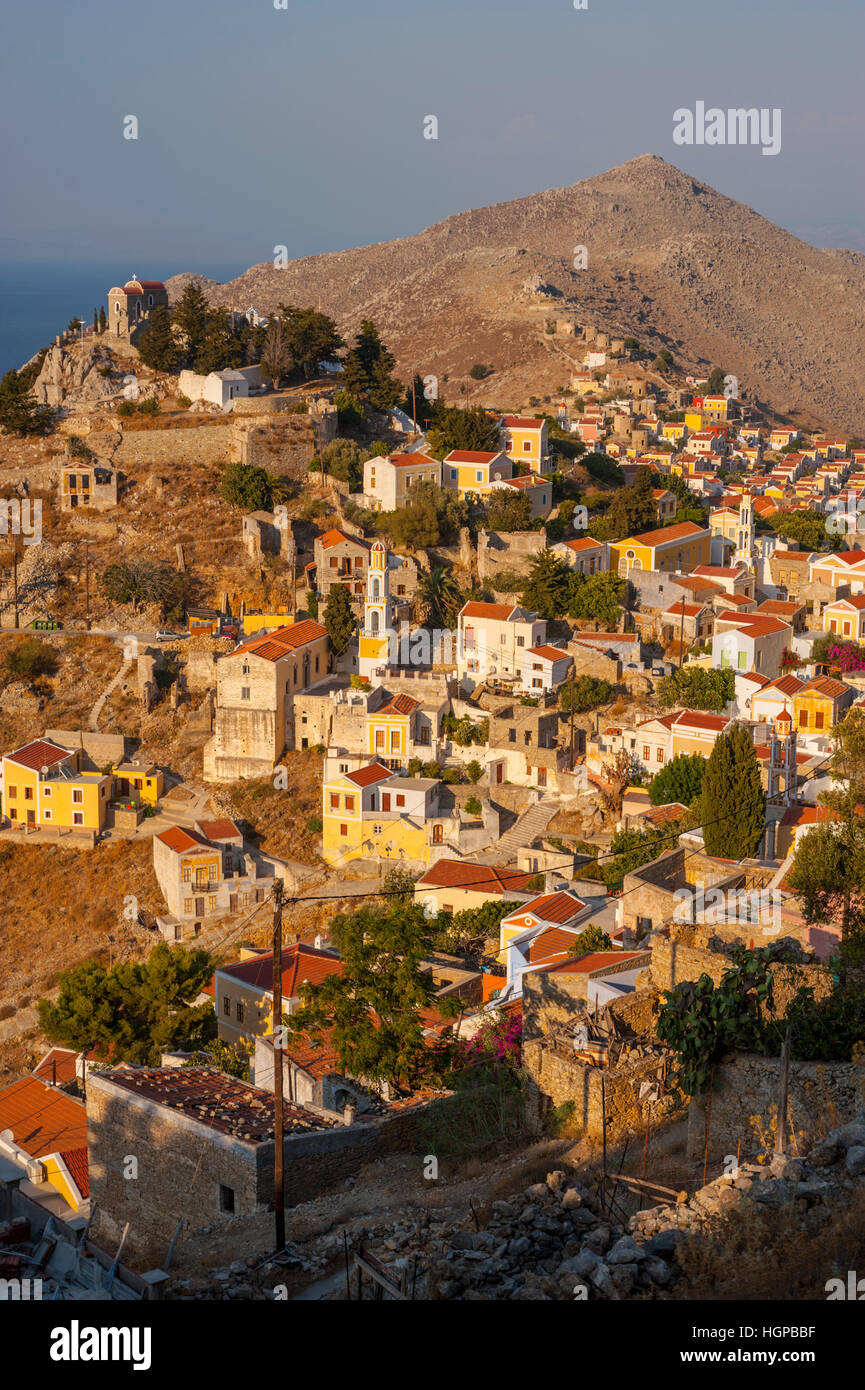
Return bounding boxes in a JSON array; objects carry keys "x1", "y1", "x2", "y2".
[
  {"x1": 0, "y1": 1076, "x2": 87, "y2": 1159},
  {"x1": 219, "y1": 943, "x2": 343, "y2": 997},
  {"x1": 417, "y1": 860, "x2": 536, "y2": 894},
  {"x1": 344, "y1": 762, "x2": 392, "y2": 788},
  {"x1": 4, "y1": 739, "x2": 72, "y2": 772}
]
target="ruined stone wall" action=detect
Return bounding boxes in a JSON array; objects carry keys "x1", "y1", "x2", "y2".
[
  {"x1": 523, "y1": 1039, "x2": 671, "y2": 1140},
  {"x1": 686, "y1": 1052, "x2": 865, "y2": 1162},
  {"x1": 478, "y1": 528, "x2": 547, "y2": 582}
]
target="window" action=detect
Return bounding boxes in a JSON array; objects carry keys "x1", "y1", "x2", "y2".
[
  {"x1": 656, "y1": 748, "x2": 664, "y2": 763},
  {"x1": 643, "y1": 745, "x2": 650, "y2": 760},
  {"x1": 209, "y1": 862, "x2": 218, "y2": 882},
  {"x1": 815, "y1": 711, "x2": 825, "y2": 730},
  {"x1": 450, "y1": 468, "x2": 457, "y2": 481},
  {"x1": 183, "y1": 866, "x2": 192, "y2": 883},
  {"x1": 223, "y1": 995, "x2": 231, "y2": 1016},
  {"x1": 344, "y1": 795, "x2": 355, "y2": 812},
  {"x1": 476, "y1": 471, "x2": 483, "y2": 483},
  {"x1": 43, "y1": 785, "x2": 51, "y2": 797},
  {"x1": 396, "y1": 793, "x2": 405, "y2": 807},
  {"x1": 24, "y1": 787, "x2": 33, "y2": 801},
  {"x1": 72, "y1": 789, "x2": 84, "y2": 805},
  {"x1": 523, "y1": 441, "x2": 531, "y2": 452},
  {"x1": 354, "y1": 556, "x2": 363, "y2": 568},
  {"x1": 340, "y1": 823, "x2": 348, "y2": 837},
  {"x1": 219, "y1": 1184, "x2": 235, "y2": 1214},
  {"x1": 6, "y1": 786, "x2": 15, "y2": 800},
  {"x1": 73, "y1": 812, "x2": 83, "y2": 825},
  {"x1": 43, "y1": 809, "x2": 52, "y2": 821},
  {"x1": 241, "y1": 687, "x2": 250, "y2": 700},
  {"x1": 236, "y1": 1001, "x2": 244, "y2": 1022},
  {"x1": 329, "y1": 794, "x2": 339, "y2": 810},
  {"x1": 517, "y1": 636, "x2": 525, "y2": 647},
  {"x1": 508, "y1": 729, "x2": 516, "y2": 743},
  {"x1": 373, "y1": 824, "x2": 382, "y2": 835},
  {"x1": 799, "y1": 710, "x2": 808, "y2": 728},
  {"x1": 330, "y1": 557, "x2": 338, "y2": 569}
]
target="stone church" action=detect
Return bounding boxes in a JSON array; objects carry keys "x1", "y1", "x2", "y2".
[{"x1": 106, "y1": 275, "x2": 168, "y2": 344}]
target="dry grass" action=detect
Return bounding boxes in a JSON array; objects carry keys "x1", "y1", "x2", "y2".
[{"x1": 211, "y1": 753, "x2": 325, "y2": 865}]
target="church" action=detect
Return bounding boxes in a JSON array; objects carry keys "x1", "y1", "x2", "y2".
[{"x1": 106, "y1": 275, "x2": 168, "y2": 344}]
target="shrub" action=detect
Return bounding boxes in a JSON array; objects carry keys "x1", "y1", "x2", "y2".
[
  {"x1": 306, "y1": 816, "x2": 323, "y2": 834},
  {"x1": 137, "y1": 397, "x2": 159, "y2": 415},
  {"x1": 466, "y1": 760, "x2": 483, "y2": 784},
  {"x1": 465, "y1": 796, "x2": 482, "y2": 816}
]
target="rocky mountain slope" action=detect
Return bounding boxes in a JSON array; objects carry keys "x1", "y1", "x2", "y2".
[{"x1": 166, "y1": 155, "x2": 865, "y2": 434}]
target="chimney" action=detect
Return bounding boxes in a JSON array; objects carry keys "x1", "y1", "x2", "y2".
[{"x1": 343, "y1": 1103, "x2": 356, "y2": 1127}]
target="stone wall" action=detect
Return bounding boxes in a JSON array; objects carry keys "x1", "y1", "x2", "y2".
[
  {"x1": 477, "y1": 528, "x2": 547, "y2": 582},
  {"x1": 686, "y1": 1051, "x2": 865, "y2": 1162},
  {"x1": 87, "y1": 1071, "x2": 463, "y2": 1266},
  {"x1": 44, "y1": 728, "x2": 127, "y2": 767},
  {"x1": 523, "y1": 1039, "x2": 671, "y2": 1140}
]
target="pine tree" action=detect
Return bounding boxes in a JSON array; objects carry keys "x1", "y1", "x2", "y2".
[
  {"x1": 136, "y1": 305, "x2": 179, "y2": 373},
  {"x1": 0, "y1": 369, "x2": 54, "y2": 436},
  {"x1": 323, "y1": 583, "x2": 356, "y2": 657},
  {"x1": 699, "y1": 724, "x2": 764, "y2": 859},
  {"x1": 194, "y1": 313, "x2": 244, "y2": 373},
  {"x1": 172, "y1": 283, "x2": 211, "y2": 362},
  {"x1": 519, "y1": 550, "x2": 572, "y2": 621}
]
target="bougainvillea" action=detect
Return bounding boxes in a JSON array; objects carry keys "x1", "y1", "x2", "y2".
[{"x1": 826, "y1": 643, "x2": 865, "y2": 674}]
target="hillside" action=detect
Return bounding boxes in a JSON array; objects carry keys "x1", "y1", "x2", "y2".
[{"x1": 166, "y1": 154, "x2": 865, "y2": 434}]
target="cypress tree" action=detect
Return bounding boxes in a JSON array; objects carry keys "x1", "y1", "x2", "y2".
[
  {"x1": 699, "y1": 724, "x2": 765, "y2": 859},
  {"x1": 136, "y1": 305, "x2": 179, "y2": 372}
]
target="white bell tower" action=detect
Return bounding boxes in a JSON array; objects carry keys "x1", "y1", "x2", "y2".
[{"x1": 358, "y1": 540, "x2": 392, "y2": 678}]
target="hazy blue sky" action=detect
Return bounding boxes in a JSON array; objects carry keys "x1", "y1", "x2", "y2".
[{"x1": 2, "y1": 0, "x2": 863, "y2": 270}]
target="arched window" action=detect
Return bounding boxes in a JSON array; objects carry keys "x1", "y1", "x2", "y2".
[
  {"x1": 148, "y1": 294, "x2": 154, "y2": 307},
  {"x1": 371, "y1": 579, "x2": 380, "y2": 599},
  {"x1": 370, "y1": 610, "x2": 380, "y2": 633}
]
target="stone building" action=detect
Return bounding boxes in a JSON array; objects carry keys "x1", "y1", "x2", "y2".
[
  {"x1": 58, "y1": 460, "x2": 118, "y2": 512},
  {"x1": 203, "y1": 620, "x2": 330, "y2": 781},
  {"x1": 106, "y1": 276, "x2": 168, "y2": 344},
  {"x1": 242, "y1": 510, "x2": 295, "y2": 563},
  {"x1": 152, "y1": 817, "x2": 276, "y2": 938}
]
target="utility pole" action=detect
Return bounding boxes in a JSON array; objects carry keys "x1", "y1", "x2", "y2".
[
  {"x1": 83, "y1": 541, "x2": 91, "y2": 625},
  {"x1": 569, "y1": 669, "x2": 576, "y2": 769},
  {"x1": 411, "y1": 376, "x2": 417, "y2": 436},
  {"x1": 271, "y1": 880, "x2": 286, "y2": 1252},
  {"x1": 11, "y1": 535, "x2": 18, "y2": 630},
  {"x1": 678, "y1": 591, "x2": 686, "y2": 670}
]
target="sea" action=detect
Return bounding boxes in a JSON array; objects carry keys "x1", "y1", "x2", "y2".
[{"x1": 0, "y1": 259, "x2": 247, "y2": 377}]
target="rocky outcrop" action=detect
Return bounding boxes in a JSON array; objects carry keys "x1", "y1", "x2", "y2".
[{"x1": 31, "y1": 343, "x2": 127, "y2": 407}]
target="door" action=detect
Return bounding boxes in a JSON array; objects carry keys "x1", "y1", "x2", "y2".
[
  {"x1": 381, "y1": 793, "x2": 391, "y2": 812},
  {"x1": 195, "y1": 897, "x2": 205, "y2": 916},
  {"x1": 229, "y1": 894, "x2": 238, "y2": 913},
  {"x1": 496, "y1": 763, "x2": 503, "y2": 784},
  {"x1": 26, "y1": 809, "x2": 35, "y2": 825}
]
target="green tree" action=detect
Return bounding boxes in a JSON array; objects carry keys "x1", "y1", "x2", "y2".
[
  {"x1": 519, "y1": 550, "x2": 572, "y2": 620},
  {"x1": 98, "y1": 305, "x2": 107, "y2": 332},
  {"x1": 260, "y1": 316, "x2": 292, "y2": 389},
  {"x1": 320, "y1": 439, "x2": 363, "y2": 491},
  {"x1": 697, "y1": 724, "x2": 764, "y2": 859},
  {"x1": 466, "y1": 759, "x2": 483, "y2": 784},
  {"x1": 417, "y1": 565, "x2": 463, "y2": 628},
  {"x1": 0, "y1": 368, "x2": 54, "y2": 436},
  {"x1": 560, "y1": 675, "x2": 614, "y2": 713},
  {"x1": 566, "y1": 572, "x2": 626, "y2": 628},
  {"x1": 567, "y1": 923, "x2": 613, "y2": 957},
  {"x1": 219, "y1": 462, "x2": 284, "y2": 511},
  {"x1": 605, "y1": 466, "x2": 659, "y2": 540},
  {"x1": 4, "y1": 637, "x2": 58, "y2": 682},
  {"x1": 380, "y1": 481, "x2": 468, "y2": 549},
  {"x1": 426, "y1": 404, "x2": 501, "y2": 459},
  {"x1": 172, "y1": 283, "x2": 211, "y2": 361},
  {"x1": 99, "y1": 559, "x2": 190, "y2": 619},
  {"x1": 194, "y1": 312, "x2": 244, "y2": 373},
  {"x1": 581, "y1": 452, "x2": 625, "y2": 487},
  {"x1": 136, "y1": 305, "x2": 180, "y2": 373},
  {"x1": 37, "y1": 944, "x2": 215, "y2": 1064},
  {"x1": 487, "y1": 491, "x2": 534, "y2": 532},
  {"x1": 649, "y1": 751, "x2": 705, "y2": 807},
  {"x1": 323, "y1": 582, "x2": 356, "y2": 657},
  {"x1": 656, "y1": 666, "x2": 734, "y2": 712},
  {"x1": 771, "y1": 511, "x2": 831, "y2": 553},
  {"x1": 707, "y1": 367, "x2": 726, "y2": 394},
  {"x1": 284, "y1": 901, "x2": 437, "y2": 1084},
  {"x1": 341, "y1": 320, "x2": 402, "y2": 406},
  {"x1": 276, "y1": 304, "x2": 344, "y2": 378},
  {"x1": 786, "y1": 708, "x2": 865, "y2": 980}
]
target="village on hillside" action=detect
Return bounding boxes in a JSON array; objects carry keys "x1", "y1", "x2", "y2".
[{"x1": 0, "y1": 277, "x2": 864, "y2": 1304}]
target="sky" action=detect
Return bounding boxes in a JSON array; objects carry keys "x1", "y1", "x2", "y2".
[{"x1": 1, "y1": 0, "x2": 863, "y2": 272}]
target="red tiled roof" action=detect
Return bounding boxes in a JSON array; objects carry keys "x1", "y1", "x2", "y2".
[
  {"x1": 802, "y1": 676, "x2": 849, "y2": 699},
  {"x1": 527, "y1": 926, "x2": 587, "y2": 964},
  {"x1": 4, "y1": 739, "x2": 72, "y2": 772},
  {"x1": 626, "y1": 521, "x2": 707, "y2": 547},
  {"x1": 0, "y1": 1076, "x2": 87, "y2": 1159},
  {"x1": 60, "y1": 1146, "x2": 89, "y2": 1199},
  {"x1": 32, "y1": 1048, "x2": 79, "y2": 1086},
  {"x1": 642, "y1": 801, "x2": 689, "y2": 826},
  {"x1": 444, "y1": 450, "x2": 501, "y2": 463},
  {"x1": 388, "y1": 452, "x2": 438, "y2": 468},
  {"x1": 673, "y1": 711, "x2": 730, "y2": 732},
  {"x1": 196, "y1": 818, "x2": 241, "y2": 842},
  {"x1": 377, "y1": 694, "x2": 421, "y2": 717},
  {"x1": 504, "y1": 891, "x2": 587, "y2": 929},
  {"x1": 563, "y1": 537, "x2": 605, "y2": 552},
  {"x1": 218, "y1": 943, "x2": 343, "y2": 997},
  {"x1": 534, "y1": 950, "x2": 647, "y2": 976},
  {"x1": 156, "y1": 825, "x2": 213, "y2": 853},
  {"x1": 319, "y1": 528, "x2": 358, "y2": 549},
  {"x1": 460, "y1": 601, "x2": 519, "y2": 621},
  {"x1": 500, "y1": 416, "x2": 543, "y2": 429},
  {"x1": 344, "y1": 762, "x2": 392, "y2": 788},
  {"x1": 242, "y1": 621, "x2": 328, "y2": 658},
  {"x1": 417, "y1": 860, "x2": 536, "y2": 894},
  {"x1": 528, "y1": 645, "x2": 572, "y2": 662},
  {"x1": 725, "y1": 617, "x2": 790, "y2": 638}
]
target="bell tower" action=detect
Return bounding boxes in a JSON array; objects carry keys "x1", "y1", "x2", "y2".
[{"x1": 358, "y1": 540, "x2": 392, "y2": 679}]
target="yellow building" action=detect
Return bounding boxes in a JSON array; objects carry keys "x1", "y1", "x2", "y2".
[
  {"x1": 112, "y1": 760, "x2": 164, "y2": 806},
  {"x1": 242, "y1": 610, "x2": 294, "y2": 636},
  {"x1": 608, "y1": 521, "x2": 711, "y2": 577},
  {"x1": 366, "y1": 692, "x2": 421, "y2": 764},
  {"x1": 684, "y1": 410, "x2": 703, "y2": 432},
  {"x1": 660, "y1": 421, "x2": 688, "y2": 443},
  {"x1": 442, "y1": 449, "x2": 512, "y2": 497},
  {"x1": 322, "y1": 760, "x2": 444, "y2": 867},
  {"x1": 792, "y1": 677, "x2": 854, "y2": 737},
  {"x1": 1, "y1": 738, "x2": 110, "y2": 834},
  {"x1": 824, "y1": 595, "x2": 865, "y2": 642},
  {"x1": 499, "y1": 415, "x2": 552, "y2": 474}
]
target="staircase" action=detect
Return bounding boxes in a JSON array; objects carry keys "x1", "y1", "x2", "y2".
[{"x1": 497, "y1": 797, "x2": 559, "y2": 853}]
